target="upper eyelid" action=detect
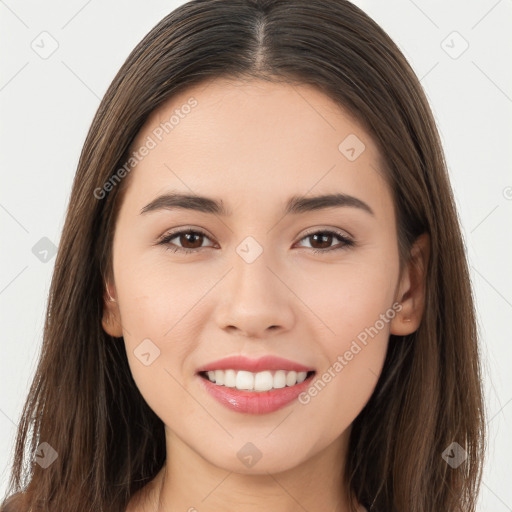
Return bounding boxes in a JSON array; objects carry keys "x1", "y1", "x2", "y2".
[
  {"x1": 299, "y1": 226, "x2": 353, "y2": 240},
  {"x1": 159, "y1": 227, "x2": 216, "y2": 245}
]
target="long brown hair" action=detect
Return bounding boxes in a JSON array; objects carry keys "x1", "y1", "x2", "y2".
[{"x1": 1, "y1": 1, "x2": 485, "y2": 510}]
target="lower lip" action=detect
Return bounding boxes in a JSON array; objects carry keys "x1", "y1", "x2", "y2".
[{"x1": 197, "y1": 372, "x2": 316, "y2": 414}]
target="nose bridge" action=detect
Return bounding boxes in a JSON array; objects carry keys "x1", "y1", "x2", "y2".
[
  {"x1": 215, "y1": 235, "x2": 294, "y2": 336},
  {"x1": 231, "y1": 236, "x2": 280, "y2": 308}
]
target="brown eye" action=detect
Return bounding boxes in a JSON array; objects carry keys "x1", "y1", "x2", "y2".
[
  {"x1": 158, "y1": 228, "x2": 354, "y2": 255},
  {"x1": 309, "y1": 232, "x2": 335, "y2": 250},
  {"x1": 158, "y1": 229, "x2": 214, "y2": 253},
  {"x1": 297, "y1": 230, "x2": 354, "y2": 253},
  {"x1": 176, "y1": 231, "x2": 205, "y2": 249}
]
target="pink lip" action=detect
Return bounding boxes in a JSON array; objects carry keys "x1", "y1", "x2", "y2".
[
  {"x1": 196, "y1": 355, "x2": 315, "y2": 373},
  {"x1": 198, "y1": 371, "x2": 316, "y2": 414}
]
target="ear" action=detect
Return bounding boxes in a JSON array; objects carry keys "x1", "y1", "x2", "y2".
[
  {"x1": 390, "y1": 233, "x2": 430, "y2": 336},
  {"x1": 101, "y1": 281, "x2": 124, "y2": 338}
]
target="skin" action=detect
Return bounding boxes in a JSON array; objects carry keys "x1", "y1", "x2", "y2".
[{"x1": 102, "y1": 77, "x2": 429, "y2": 512}]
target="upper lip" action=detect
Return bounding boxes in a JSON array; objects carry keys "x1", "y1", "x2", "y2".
[{"x1": 196, "y1": 355, "x2": 315, "y2": 374}]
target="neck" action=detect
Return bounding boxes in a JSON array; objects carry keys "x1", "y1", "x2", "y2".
[{"x1": 130, "y1": 426, "x2": 359, "y2": 512}]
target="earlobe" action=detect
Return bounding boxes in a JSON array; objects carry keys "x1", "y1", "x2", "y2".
[
  {"x1": 390, "y1": 233, "x2": 430, "y2": 336},
  {"x1": 101, "y1": 282, "x2": 123, "y2": 338}
]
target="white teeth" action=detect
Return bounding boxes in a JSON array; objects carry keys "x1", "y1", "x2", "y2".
[
  {"x1": 286, "y1": 371, "x2": 297, "y2": 386},
  {"x1": 236, "y1": 370, "x2": 254, "y2": 390},
  {"x1": 273, "y1": 370, "x2": 286, "y2": 389},
  {"x1": 214, "y1": 369, "x2": 224, "y2": 385},
  {"x1": 202, "y1": 369, "x2": 311, "y2": 391},
  {"x1": 296, "y1": 371, "x2": 307, "y2": 383},
  {"x1": 254, "y1": 371, "x2": 273, "y2": 391},
  {"x1": 224, "y1": 369, "x2": 236, "y2": 387}
]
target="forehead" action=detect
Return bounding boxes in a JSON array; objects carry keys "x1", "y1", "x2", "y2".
[{"x1": 123, "y1": 77, "x2": 390, "y2": 219}]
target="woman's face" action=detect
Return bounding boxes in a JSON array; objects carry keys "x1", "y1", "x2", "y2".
[{"x1": 103, "y1": 78, "x2": 413, "y2": 474}]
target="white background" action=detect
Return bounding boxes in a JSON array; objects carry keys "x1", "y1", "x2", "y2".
[{"x1": 1, "y1": 1, "x2": 511, "y2": 509}]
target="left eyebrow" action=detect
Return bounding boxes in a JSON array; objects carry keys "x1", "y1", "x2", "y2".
[{"x1": 139, "y1": 192, "x2": 375, "y2": 217}]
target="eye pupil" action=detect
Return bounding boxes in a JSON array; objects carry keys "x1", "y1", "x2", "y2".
[
  {"x1": 311, "y1": 232, "x2": 333, "y2": 249},
  {"x1": 181, "y1": 231, "x2": 203, "y2": 248}
]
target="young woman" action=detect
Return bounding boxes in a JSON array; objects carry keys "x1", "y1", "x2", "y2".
[{"x1": 1, "y1": 0, "x2": 485, "y2": 511}]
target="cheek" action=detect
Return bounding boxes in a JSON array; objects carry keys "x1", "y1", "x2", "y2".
[
  {"x1": 296, "y1": 308, "x2": 391, "y2": 447},
  {"x1": 112, "y1": 256, "x2": 211, "y2": 411},
  {"x1": 292, "y1": 257, "x2": 396, "y2": 430},
  {"x1": 114, "y1": 243, "x2": 214, "y2": 342},
  {"x1": 116, "y1": 289, "x2": 205, "y2": 428},
  {"x1": 292, "y1": 251, "x2": 398, "y2": 341}
]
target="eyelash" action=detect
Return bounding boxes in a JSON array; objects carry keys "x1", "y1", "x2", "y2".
[{"x1": 157, "y1": 228, "x2": 354, "y2": 254}]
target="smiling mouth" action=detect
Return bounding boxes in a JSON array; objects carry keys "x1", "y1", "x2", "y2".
[{"x1": 198, "y1": 369, "x2": 316, "y2": 393}]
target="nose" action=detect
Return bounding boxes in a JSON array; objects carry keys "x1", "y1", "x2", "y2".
[{"x1": 214, "y1": 250, "x2": 295, "y2": 339}]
